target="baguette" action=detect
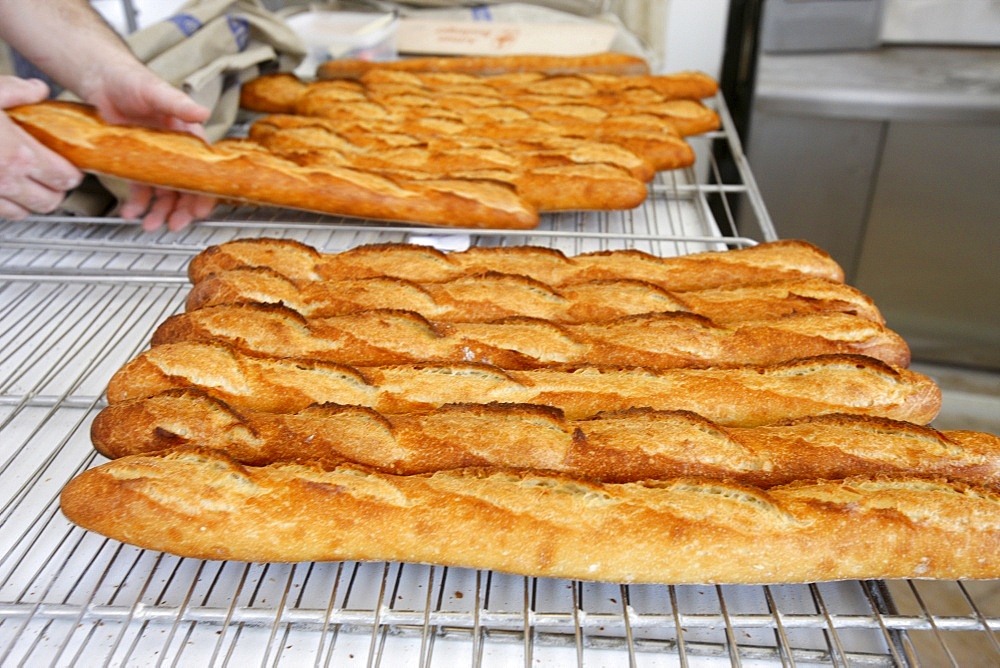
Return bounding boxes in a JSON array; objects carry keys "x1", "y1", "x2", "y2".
[
  {"x1": 279, "y1": 149, "x2": 650, "y2": 213},
  {"x1": 315, "y1": 52, "x2": 652, "y2": 80},
  {"x1": 356, "y1": 69, "x2": 720, "y2": 100},
  {"x1": 185, "y1": 269, "x2": 885, "y2": 325},
  {"x1": 105, "y1": 343, "x2": 941, "y2": 425},
  {"x1": 250, "y1": 111, "x2": 694, "y2": 173},
  {"x1": 242, "y1": 71, "x2": 721, "y2": 137},
  {"x1": 248, "y1": 114, "x2": 655, "y2": 181},
  {"x1": 60, "y1": 448, "x2": 1000, "y2": 583},
  {"x1": 187, "y1": 238, "x2": 846, "y2": 289},
  {"x1": 295, "y1": 92, "x2": 716, "y2": 140},
  {"x1": 350, "y1": 84, "x2": 721, "y2": 137},
  {"x1": 150, "y1": 303, "x2": 911, "y2": 369},
  {"x1": 91, "y1": 390, "x2": 1000, "y2": 490},
  {"x1": 248, "y1": 113, "x2": 658, "y2": 181},
  {"x1": 8, "y1": 101, "x2": 539, "y2": 230}
]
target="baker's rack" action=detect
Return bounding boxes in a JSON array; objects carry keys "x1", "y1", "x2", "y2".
[{"x1": 2, "y1": 94, "x2": 999, "y2": 667}]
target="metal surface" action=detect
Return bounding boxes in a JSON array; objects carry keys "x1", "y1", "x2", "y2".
[
  {"x1": 2, "y1": 95, "x2": 998, "y2": 666},
  {"x1": 753, "y1": 47, "x2": 1000, "y2": 124}
]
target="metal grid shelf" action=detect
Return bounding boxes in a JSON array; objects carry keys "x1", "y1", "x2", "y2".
[{"x1": 2, "y1": 95, "x2": 998, "y2": 667}]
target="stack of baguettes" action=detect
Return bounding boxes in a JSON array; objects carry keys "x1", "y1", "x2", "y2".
[
  {"x1": 8, "y1": 52, "x2": 722, "y2": 229},
  {"x1": 61, "y1": 237, "x2": 1000, "y2": 585}
]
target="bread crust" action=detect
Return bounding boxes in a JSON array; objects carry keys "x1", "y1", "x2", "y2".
[
  {"x1": 244, "y1": 103, "x2": 695, "y2": 173},
  {"x1": 244, "y1": 113, "x2": 657, "y2": 211},
  {"x1": 105, "y1": 343, "x2": 941, "y2": 425},
  {"x1": 187, "y1": 238, "x2": 846, "y2": 288},
  {"x1": 185, "y1": 269, "x2": 884, "y2": 325},
  {"x1": 248, "y1": 112, "x2": 659, "y2": 180},
  {"x1": 355, "y1": 68, "x2": 719, "y2": 100},
  {"x1": 91, "y1": 391, "x2": 1000, "y2": 490},
  {"x1": 60, "y1": 448, "x2": 1000, "y2": 583},
  {"x1": 244, "y1": 69, "x2": 721, "y2": 137},
  {"x1": 151, "y1": 303, "x2": 911, "y2": 369},
  {"x1": 8, "y1": 101, "x2": 539, "y2": 229},
  {"x1": 315, "y1": 52, "x2": 653, "y2": 80}
]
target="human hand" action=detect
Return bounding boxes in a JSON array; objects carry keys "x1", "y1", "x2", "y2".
[
  {"x1": 0, "y1": 76, "x2": 83, "y2": 220},
  {"x1": 83, "y1": 64, "x2": 217, "y2": 232}
]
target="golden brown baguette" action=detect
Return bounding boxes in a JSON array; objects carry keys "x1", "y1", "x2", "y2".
[
  {"x1": 250, "y1": 111, "x2": 694, "y2": 173},
  {"x1": 105, "y1": 343, "x2": 941, "y2": 425},
  {"x1": 243, "y1": 70, "x2": 720, "y2": 137},
  {"x1": 248, "y1": 112, "x2": 661, "y2": 205},
  {"x1": 249, "y1": 114, "x2": 658, "y2": 180},
  {"x1": 60, "y1": 448, "x2": 1000, "y2": 582},
  {"x1": 278, "y1": 148, "x2": 650, "y2": 213},
  {"x1": 296, "y1": 91, "x2": 717, "y2": 140},
  {"x1": 91, "y1": 390, "x2": 1000, "y2": 489},
  {"x1": 187, "y1": 238, "x2": 846, "y2": 289},
  {"x1": 354, "y1": 83, "x2": 721, "y2": 137},
  {"x1": 356, "y1": 69, "x2": 719, "y2": 101},
  {"x1": 151, "y1": 303, "x2": 911, "y2": 369},
  {"x1": 8, "y1": 101, "x2": 539, "y2": 230},
  {"x1": 185, "y1": 269, "x2": 884, "y2": 325},
  {"x1": 349, "y1": 82, "x2": 720, "y2": 137},
  {"x1": 315, "y1": 52, "x2": 652, "y2": 80}
]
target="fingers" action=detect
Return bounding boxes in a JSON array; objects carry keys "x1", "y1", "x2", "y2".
[
  {"x1": 0, "y1": 109, "x2": 83, "y2": 219},
  {"x1": 121, "y1": 183, "x2": 216, "y2": 233},
  {"x1": 90, "y1": 71, "x2": 211, "y2": 130},
  {"x1": 0, "y1": 76, "x2": 50, "y2": 108}
]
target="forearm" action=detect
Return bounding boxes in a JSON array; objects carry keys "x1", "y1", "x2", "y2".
[{"x1": 0, "y1": 0, "x2": 142, "y2": 101}]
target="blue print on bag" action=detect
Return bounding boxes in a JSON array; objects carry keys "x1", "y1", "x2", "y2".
[
  {"x1": 227, "y1": 15, "x2": 250, "y2": 51},
  {"x1": 471, "y1": 5, "x2": 493, "y2": 21},
  {"x1": 169, "y1": 13, "x2": 203, "y2": 36}
]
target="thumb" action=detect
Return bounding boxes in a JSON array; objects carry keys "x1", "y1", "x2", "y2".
[
  {"x1": 148, "y1": 80, "x2": 211, "y2": 126},
  {"x1": 0, "y1": 77, "x2": 50, "y2": 109}
]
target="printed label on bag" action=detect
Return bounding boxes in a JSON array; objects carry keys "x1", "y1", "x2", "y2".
[
  {"x1": 227, "y1": 15, "x2": 250, "y2": 51},
  {"x1": 169, "y1": 13, "x2": 203, "y2": 37}
]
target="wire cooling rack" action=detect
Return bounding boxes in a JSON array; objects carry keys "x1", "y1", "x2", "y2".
[{"x1": 2, "y1": 95, "x2": 998, "y2": 667}]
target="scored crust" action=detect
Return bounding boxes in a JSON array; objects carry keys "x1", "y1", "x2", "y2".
[
  {"x1": 149, "y1": 302, "x2": 912, "y2": 369},
  {"x1": 91, "y1": 390, "x2": 1000, "y2": 490},
  {"x1": 60, "y1": 448, "x2": 1000, "y2": 582}
]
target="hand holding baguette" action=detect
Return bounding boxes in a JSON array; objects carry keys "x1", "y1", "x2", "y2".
[{"x1": 8, "y1": 101, "x2": 540, "y2": 229}]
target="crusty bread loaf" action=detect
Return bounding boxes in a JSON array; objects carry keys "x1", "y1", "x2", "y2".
[
  {"x1": 247, "y1": 112, "x2": 663, "y2": 206},
  {"x1": 241, "y1": 71, "x2": 718, "y2": 152},
  {"x1": 267, "y1": 144, "x2": 650, "y2": 213},
  {"x1": 294, "y1": 88, "x2": 718, "y2": 139},
  {"x1": 60, "y1": 447, "x2": 1000, "y2": 582},
  {"x1": 356, "y1": 69, "x2": 719, "y2": 101},
  {"x1": 250, "y1": 113, "x2": 656, "y2": 178},
  {"x1": 185, "y1": 269, "x2": 884, "y2": 326},
  {"x1": 8, "y1": 101, "x2": 539, "y2": 229},
  {"x1": 348, "y1": 85, "x2": 720, "y2": 138},
  {"x1": 249, "y1": 110, "x2": 694, "y2": 173},
  {"x1": 243, "y1": 69, "x2": 721, "y2": 137},
  {"x1": 91, "y1": 390, "x2": 1000, "y2": 489},
  {"x1": 151, "y1": 303, "x2": 911, "y2": 369},
  {"x1": 315, "y1": 52, "x2": 652, "y2": 80},
  {"x1": 105, "y1": 343, "x2": 941, "y2": 425},
  {"x1": 187, "y1": 238, "x2": 846, "y2": 289}
]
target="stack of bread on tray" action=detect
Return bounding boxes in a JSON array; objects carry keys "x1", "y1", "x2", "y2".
[
  {"x1": 61, "y1": 237, "x2": 1000, "y2": 584},
  {"x1": 8, "y1": 52, "x2": 719, "y2": 229}
]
